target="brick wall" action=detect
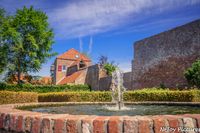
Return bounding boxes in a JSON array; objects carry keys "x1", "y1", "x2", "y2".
[
  {"x1": 1, "y1": 103, "x2": 200, "y2": 133},
  {"x1": 132, "y1": 19, "x2": 200, "y2": 89}
]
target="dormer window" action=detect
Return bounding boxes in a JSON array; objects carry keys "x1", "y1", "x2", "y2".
[{"x1": 79, "y1": 60, "x2": 86, "y2": 68}]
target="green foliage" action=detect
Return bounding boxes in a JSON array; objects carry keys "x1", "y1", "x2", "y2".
[
  {"x1": 98, "y1": 55, "x2": 118, "y2": 75},
  {"x1": 124, "y1": 89, "x2": 196, "y2": 102},
  {"x1": 184, "y1": 60, "x2": 200, "y2": 88},
  {"x1": 38, "y1": 88, "x2": 200, "y2": 102},
  {"x1": 0, "y1": 6, "x2": 56, "y2": 83},
  {"x1": 103, "y1": 63, "x2": 117, "y2": 76},
  {"x1": 38, "y1": 91, "x2": 112, "y2": 102},
  {"x1": 0, "y1": 83, "x2": 91, "y2": 93},
  {"x1": 0, "y1": 8, "x2": 9, "y2": 73},
  {"x1": 0, "y1": 91, "x2": 38, "y2": 104}
]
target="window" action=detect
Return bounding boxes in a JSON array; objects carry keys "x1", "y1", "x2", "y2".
[
  {"x1": 62, "y1": 65, "x2": 67, "y2": 72},
  {"x1": 58, "y1": 65, "x2": 62, "y2": 71},
  {"x1": 79, "y1": 60, "x2": 86, "y2": 68}
]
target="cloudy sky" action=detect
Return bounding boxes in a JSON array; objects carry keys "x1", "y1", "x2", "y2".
[{"x1": 1, "y1": 0, "x2": 200, "y2": 76}]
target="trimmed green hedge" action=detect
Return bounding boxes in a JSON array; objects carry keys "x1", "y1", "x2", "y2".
[
  {"x1": 0, "y1": 91, "x2": 38, "y2": 104},
  {"x1": 124, "y1": 89, "x2": 200, "y2": 102},
  {"x1": 2, "y1": 88, "x2": 200, "y2": 104},
  {"x1": 38, "y1": 89, "x2": 200, "y2": 102},
  {"x1": 0, "y1": 83, "x2": 91, "y2": 93},
  {"x1": 38, "y1": 91, "x2": 112, "y2": 102}
]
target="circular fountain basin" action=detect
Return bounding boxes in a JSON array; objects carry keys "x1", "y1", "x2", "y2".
[
  {"x1": 20, "y1": 102, "x2": 200, "y2": 116},
  {"x1": 1, "y1": 102, "x2": 200, "y2": 133}
]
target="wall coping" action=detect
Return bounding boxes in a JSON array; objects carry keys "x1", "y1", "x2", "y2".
[{"x1": 1, "y1": 102, "x2": 200, "y2": 133}]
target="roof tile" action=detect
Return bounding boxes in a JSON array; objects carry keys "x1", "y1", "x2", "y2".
[{"x1": 57, "y1": 48, "x2": 91, "y2": 62}]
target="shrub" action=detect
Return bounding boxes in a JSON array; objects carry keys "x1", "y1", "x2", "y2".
[
  {"x1": 184, "y1": 60, "x2": 200, "y2": 88},
  {"x1": 103, "y1": 63, "x2": 117, "y2": 76},
  {"x1": 123, "y1": 89, "x2": 196, "y2": 102},
  {"x1": 0, "y1": 91, "x2": 38, "y2": 104},
  {"x1": 38, "y1": 89, "x2": 200, "y2": 102},
  {"x1": 0, "y1": 83, "x2": 90, "y2": 93},
  {"x1": 38, "y1": 91, "x2": 112, "y2": 102}
]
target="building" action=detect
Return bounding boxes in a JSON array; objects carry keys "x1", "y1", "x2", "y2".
[
  {"x1": 51, "y1": 19, "x2": 200, "y2": 90},
  {"x1": 50, "y1": 48, "x2": 132, "y2": 90},
  {"x1": 131, "y1": 19, "x2": 200, "y2": 89},
  {"x1": 50, "y1": 48, "x2": 119, "y2": 90},
  {"x1": 50, "y1": 48, "x2": 92, "y2": 85}
]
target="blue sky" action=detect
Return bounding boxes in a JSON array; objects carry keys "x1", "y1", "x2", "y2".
[{"x1": 0, "y1": 0, "x2": 200, "y2": 76}]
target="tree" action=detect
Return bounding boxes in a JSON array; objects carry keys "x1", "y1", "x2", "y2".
[
  {"x1": 0, "y1": 8, "x2": 9, "y2": 73},
  {"x1": 103, "y1": 63, "x2": 117, "y2": 76},
  {"x1": 98, "y1": 55, "x2": 118, "y2": 76},
  {"x1": 0, "y1": 6, "x2": 56, "y2": 84},
  {"x1": 184, "y1": 60, "x2": 200, "y2": 88},
  {"x1": 98, "y1": 55, "x2": 108, "y2": 68}
]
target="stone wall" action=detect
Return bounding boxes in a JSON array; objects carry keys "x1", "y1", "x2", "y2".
[
  {"x1": 132, "y1": 19, "x2": 200, "y2": 89},
  {"x1": 67, "y1": 65, "x2": 78, "y2": 76},
  {"x1": 85, "y1": 65, "x2": 112, "y2": 91},
  {"x1": 123, "y1": 72, "x2": 132, "y2": 90},
  {"x1": 74, "y1": 69, "x2": 88, "y2": 85},
  {"x1": 99, "y1": 76, "x2": 112, "y2": 91},
  {"x1": 85, "y1": 64, "x2": 132, "y2": 91},
  {"x1": 85, "y1": 64, "x2": 100, "y2": 90}
]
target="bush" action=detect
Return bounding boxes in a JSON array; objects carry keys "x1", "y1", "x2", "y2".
[
  {"x1": 184, "y1": 60, "x2": 200, "y2": 88},
  {"x1": 38, "y1": 91, "x2": 112, "y2": 102},
  {"x1": 38, "y1": 89, "x2": 200, "y2": 102},
  {"x1": 0, "y1": 83, "x2": 90, "y2": 93},
  {"x1": 103, "y1": 63, "x2": 117, "y2": 76},
  {"x1": 123, "y1": 89, "x2": 196, "y2": 102},
  {"x1": 0, "y1": 91, "x2": 38, "y2": 104}
]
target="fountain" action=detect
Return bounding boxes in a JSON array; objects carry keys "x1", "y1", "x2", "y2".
[
  {"x1": 110, "y1": 69, "x2": 126, "y2": 110},
  {"x1": 12, "y1": 68, "x2": 200, "y2": 117}
]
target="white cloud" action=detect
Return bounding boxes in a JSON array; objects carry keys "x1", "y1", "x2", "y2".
[
  {"x1": 48, "y1": 0, "x2": 200, "y2": 39},
  {"x1": 1, "y1": 0, "x2": 199, "y2": 39},
  {"x1": 88, "y1": 36, "x2": 93, "y2": 54}
]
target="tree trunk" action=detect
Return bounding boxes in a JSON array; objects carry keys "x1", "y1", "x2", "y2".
[
  {"x1": 17, "y1": 70, "x2": 21, "y2": 85},
  {"x1": 17, "y1": 58, "x2": 21, "y2": 85}
]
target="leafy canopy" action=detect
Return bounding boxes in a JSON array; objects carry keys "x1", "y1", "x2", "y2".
[
  {"x1": 184, "y1": 60, "x2": 200, "y2": 88},
  {"x1": 0, "y1": 6, "x2": 56, "y2": 83},
  {"x1": 103, "y1": 63, "x2": 117, "y2": 76},
  {"x1": 0, "y1": 8, "x2": 8, "y2": 73}
]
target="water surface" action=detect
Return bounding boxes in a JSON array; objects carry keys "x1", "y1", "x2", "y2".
[{"x1": 23, "y1": 104, "x2": 200, "y2": 116}]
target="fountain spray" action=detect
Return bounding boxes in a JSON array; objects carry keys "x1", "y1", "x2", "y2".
[{"x1": 111, "y1": 69, "x2": 126, "y2": 110}]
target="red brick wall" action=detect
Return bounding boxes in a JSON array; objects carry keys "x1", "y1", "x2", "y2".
[{"x1": 1, "y1": 103, "x2": 200, "y2": 133}]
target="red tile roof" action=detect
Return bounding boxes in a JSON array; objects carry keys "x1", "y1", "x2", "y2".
[
  {"x1": 57, "y1": 48, "x2": 91, "y2": 62},
  {"x1": 58, "y1": 70, "x2": 83, "y2": 85}
]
